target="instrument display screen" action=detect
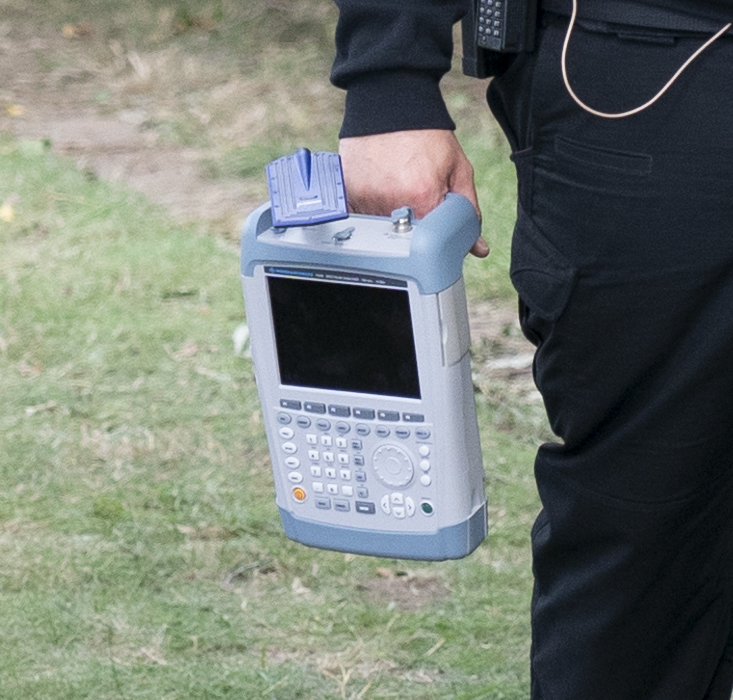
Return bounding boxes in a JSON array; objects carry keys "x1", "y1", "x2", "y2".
[{"x1": 267, "y1": 271, "x2": 421, "y2": 399}]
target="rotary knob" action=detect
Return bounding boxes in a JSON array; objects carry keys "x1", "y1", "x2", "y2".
[{"x1": 372, "y1": 444, "x2": 414, "y2": 488}]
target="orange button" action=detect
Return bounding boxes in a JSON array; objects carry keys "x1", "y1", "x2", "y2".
[{"x1": 292, "y1": 487, "x2": 307, "y2": 502}]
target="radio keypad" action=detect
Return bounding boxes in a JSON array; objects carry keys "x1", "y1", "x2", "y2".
[{"x1": 276, "y1": 402, "x2": 434, "y2": 521}]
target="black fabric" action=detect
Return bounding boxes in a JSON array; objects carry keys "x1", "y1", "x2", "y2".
[
  {"x1": 489, "y1": 14, "x2": 733, "y2": 699},
  {"x1": 331, "y1": 0, "x2": 733, "y2": 138},
  {"x1": 543, "y1": 0, "x2": 728, "y2": 31},
  {"x1": 602, "y1": 0, "x2": 733, "y2": 24},
  {"x1": 331, "y1": 0, "x2": 468, "y2": 136}
]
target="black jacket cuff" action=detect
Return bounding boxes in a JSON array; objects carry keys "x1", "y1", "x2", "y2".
[{"x1": 339, "y1": 71, "x2": 455, "y2": 138}]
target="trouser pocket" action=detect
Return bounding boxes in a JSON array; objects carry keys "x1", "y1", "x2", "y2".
[{"x1": 510, "y1": 203, "x2": 578, "y2": 346}]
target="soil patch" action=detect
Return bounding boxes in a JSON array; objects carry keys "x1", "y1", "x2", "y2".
[
  {"x1": 357, "y1": 569, "x2": 451, "y2": 612},
  {"x1": 0, "y1": 17, "x2": 535, "y2": 367}
]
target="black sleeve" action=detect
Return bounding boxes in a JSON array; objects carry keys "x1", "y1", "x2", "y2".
[{"x1": 330, "y1": 0, "x2": 469, "y2": 138}]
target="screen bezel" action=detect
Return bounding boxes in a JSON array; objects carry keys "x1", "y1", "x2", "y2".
[{"x1": 265, "y1": 266, "x2": 422, "y2": 400}]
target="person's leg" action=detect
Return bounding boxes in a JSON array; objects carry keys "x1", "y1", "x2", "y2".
[{"x1": 489, "y1": 15, "x2": 733, "y2": 700}]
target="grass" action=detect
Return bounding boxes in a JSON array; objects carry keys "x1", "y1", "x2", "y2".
[
  {"x1": 0, "y1": 129, "x2": 540, "y2": 698},
  {"x1": 0, "y1": 0, "x2": 547, "y2": 697}
]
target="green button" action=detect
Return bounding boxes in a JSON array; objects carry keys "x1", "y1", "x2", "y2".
[{"x1": 421, "y1": 502, "x2": 434, "y2": 515}]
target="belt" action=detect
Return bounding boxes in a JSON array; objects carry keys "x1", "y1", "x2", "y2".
[{"x1": 541, "y1": 0, "x2": 723, "y2": 33}]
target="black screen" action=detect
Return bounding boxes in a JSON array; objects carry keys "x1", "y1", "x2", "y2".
[{"x1": 267, "y1": 274, "x2": 421, "y2": 399}]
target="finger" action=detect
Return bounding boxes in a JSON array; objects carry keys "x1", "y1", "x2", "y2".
[{"x1": 470, "y1": 235, "x2": 490, "y2": 258}]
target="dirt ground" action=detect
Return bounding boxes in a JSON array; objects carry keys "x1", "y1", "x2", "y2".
[
  {"x1": 0, "y1": 18, "x2": 535, "y2": 388},
  {"x1": 0, "y1": 21, "x2": 257, "y2": 233}
]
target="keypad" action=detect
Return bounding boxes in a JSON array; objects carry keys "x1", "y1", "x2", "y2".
[
  {"x1": 477, "y1": 0, "x2": 504, "y2": 48},
  {"x1": 276, "y1": 399, "x2": 434, "y2": 520}
]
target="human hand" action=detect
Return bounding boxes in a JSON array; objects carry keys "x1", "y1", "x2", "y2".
[{"x1": 339, "y1": 130, "x2": 489, "y2": 258}]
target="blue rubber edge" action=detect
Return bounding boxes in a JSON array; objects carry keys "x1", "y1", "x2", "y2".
[
  {"x1": 240, "y1": 193, "x2": 481, "y2": 295},
  {"x1": 278, "y1": 502, "x2": 488, "y2": 561}
]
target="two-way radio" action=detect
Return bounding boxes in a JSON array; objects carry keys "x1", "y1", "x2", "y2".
[
  {"x1": 240, "y1": 149, "x2": 487, "y2": 561},
  {"x1": 462, "y1": 0, "x2": 539, "y2": 78}
]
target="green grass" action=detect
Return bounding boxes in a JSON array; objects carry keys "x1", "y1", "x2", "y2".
[
  {"x1": 0, "y1": 129, "x2": 540, "y2": 699},
  {"x1": 0, "y1": 0, "x2": 543, "y2": 696}
]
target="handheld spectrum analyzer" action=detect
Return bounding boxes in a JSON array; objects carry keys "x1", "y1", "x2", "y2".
[{"x1": 241, "y1": 149, "x2": 487, "y2": 560}]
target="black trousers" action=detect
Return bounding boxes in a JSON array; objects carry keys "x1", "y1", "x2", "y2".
[{"x1": 488, "y1": 13, "x2": 733, "y2": 700}]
